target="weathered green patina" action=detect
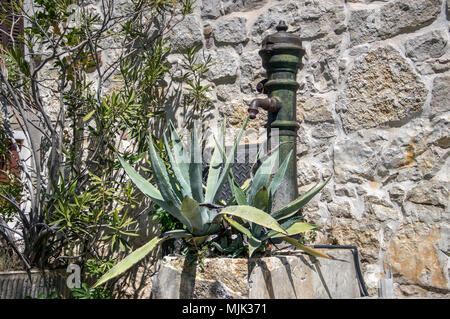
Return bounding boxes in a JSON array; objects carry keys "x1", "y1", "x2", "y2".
[{"x1": 249, "y1": 21, "x2": 305, "y2": 211}]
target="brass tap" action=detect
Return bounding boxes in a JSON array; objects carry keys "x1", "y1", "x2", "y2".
[{"x1": 248, "y1": 97, "x2": 281, "y2": 119}]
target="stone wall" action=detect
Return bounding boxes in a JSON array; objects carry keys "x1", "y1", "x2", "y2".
[
  {"x1": 164, "y1": 0, "x2": 450, "y2": 297},
  {"x1": 37, "y1": 0, "x2": 449, "y2": 298}
]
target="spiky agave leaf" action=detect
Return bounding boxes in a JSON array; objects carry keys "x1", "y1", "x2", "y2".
[
  {"x1": 252, "y1": 186, "x2": 269, "y2": 211},
  {"x1": 117, "y1": 156, "x2": 190, "y2": 227},
  {"x1": 147, "y1": 136, "x2": 183, "y2": 208},
  {"x1": 212, "y1": 205, "x2": 287, "y2": 235},
  {"x1": 224, "y1": 216, "x2": 261, "y2": 257},
  {"x1": 267, "y1": 150, "x2": 293, "y2": 198},
  {"x1": 204, "y1": 119, "x2": 225, "y2": 203},
  {"x1": 92, "y1": 230, "x2": 192, "y2": 288},
  {"x1": 180, "y1": 196, "x2": 207, "y2": 235},
  {"x1": 208, "y1": 115, "x2": 249, "y2": 204},
  {"x1": 229, "y1": 174, "x2": 248, "y2": 206},
  {"x1": 271, "y1": 176, "x2": 332, "y2": 221},
  {"x1": 263, "y1": 221, "x2": 318, "y2": 240},
  {"x1": 162, "y1": 132, "x2": 192, "y2": 198},
  {"x1": 168, "y1": 121, "x2": 190, "y2": 187},
  {"x1": 281, "y1": 236, "x2": 332, "y2": 259},
  {"x1": 189, "y1": 123, "x2": 204, "y2": 203},
  {"x1": 247, "y1": 149, "x2": 279, "y2": 206},
  {"x1": 246, "y1": 148, "x2": 281, "y2": 235}
]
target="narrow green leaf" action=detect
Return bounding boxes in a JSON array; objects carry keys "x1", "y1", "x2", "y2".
[
  {"x1": 168, "y1": 121, "x2": 190, "y2": 183},
  {"x1": 217, "y1": 205, "x2": 287, "y2": 235},
  {"x1": 67, "y1": 179, "x2": 78, "y2": 196},
  {"x1": 189, "y1": 124, "x2": 204, "y2": 203},
  {"x1": 248, "y1": 237, "x2": 263, "y2": 257},
  {"x1": 248, "y1": 150, "x2": 280, "y2": 235},
  {"x1": 268, "y1": 150, "x2": 293, "y2": 197},
  {"x1": 162, "y1": 229, "x2": 195, "y2": 239},
  {"x1": 204, "y1": 146, "x2": 223, "y2": 203},
  {"x1": 180, "y1": 196, "x2": 204, "y2": 235},
  {"x1": 240, "y1": 178, "x2": 251, "y2": 191},
  {"x1": 281, "y1": 236, "x2": 332, "y2": 259},
  {"x1": 92, "y1": 236, "x2": 163, "y2": 288},
  {"x1": 229, "y1": 175, "x2": 248, "y2": 206},
  {"x1": 285, "y1": 221, "x2": 318, "y2": 234},
  {"x1": 163, "y1": 133, "x2": 192, "y2": 198},
  {"x1": 266, "y1": 222, "x2": 318, "y2": 239},
  {"x1": 253, "y1": 187, "x2": 269, "y2": 211},
  {"x1": 118, "y1": 156, "x2": 163, "y2": 202},
  {"x1": 271, "y1": 176, "x2": 332, "y2": 221},
  {"x1": 83, "y1": 110, "x2": 95, "y2": 122},
  {"x1": 210, "y1": 116, "x2": 249, "y2": 203},
  {"x1": 147, "y1": 137, "x2": 182, "y2": 207},
  {"x1": 248, "y1": 149, "x2": 279, "y2": 206},
  {"x1": 152, "y1": 137, "x2": 183, "y2": 200},
  {"x1": 93, "y1": 230, "x2": 192, "y2": 288},
  {"x1": 224, "y1": 216, "x2": 261, "y2": 257},
  {"x1": 205, "y1": 120, "x2": 225, "y2": 203}
]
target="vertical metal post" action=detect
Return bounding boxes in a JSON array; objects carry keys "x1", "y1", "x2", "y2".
[{"x1": 249, "y1": 21, "x2": 305, "y2": 210}]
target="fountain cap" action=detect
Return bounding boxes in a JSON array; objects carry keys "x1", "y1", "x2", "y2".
[
  {"x1": 261, "y1": 20, "x2": 302, "y2": 49},
  {"x1": 276, "y1": 20, "x2": 288, "y2": 32}
]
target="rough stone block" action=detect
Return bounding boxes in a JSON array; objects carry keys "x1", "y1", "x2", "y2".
[
  {"x1": 385, "y1": 226, "x2": 449, "y2": 293},
  {"x1": 336, "y1": 46, "x2": 427, "y2": 133},
  {"x1": 333, "y1": 130, "x2": 388, "y2": 184},
  {"x1": 150, "y1": 257, "x2": 249, "y2": 299},
  {"x1": 201, "y1": 0, "x2": 222, "y2": 19},
  {"x1": 430, "y1": 75, "x2": 450, "y2": 118},
  {"x1": 299, "y1": 96, "x2": 334, "y2": 124},
  {"x1": 204, "y1": 48, "x2": 239, "y2": 83},
  {"x1": 252, "y1": 1, "x2": 345, "y2": 44},
  {"x1": 406, "y1": 181, "x2": 449, "y2": 208},
  {"x1": 248, "y1": 252, "x2": 360, "y2": 299},
  {"x1": 213, "y1": 17, "x2": 248, "y2": 44},
  {"x1": 167, "y1": 15, "x2": 203, "y2": 53},
  {"x1": 405, "y1": 30, "x2": 448, "y2": 62},
  {"x1": 348, "y1": 0, "x2": 441, "y2": 45}
]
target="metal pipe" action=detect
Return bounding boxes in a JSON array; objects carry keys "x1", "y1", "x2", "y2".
[{"x1": 312, "y1": 244, "x2": 370, "y2": 297}]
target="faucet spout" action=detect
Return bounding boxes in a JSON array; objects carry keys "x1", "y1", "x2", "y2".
[{"x1": 248, "y1": 97, "x2": 281, "y2": 119}]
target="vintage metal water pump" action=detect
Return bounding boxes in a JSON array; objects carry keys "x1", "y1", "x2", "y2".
[{"x1": 248, "y1": 21, "x2": 305, "y2": 210}]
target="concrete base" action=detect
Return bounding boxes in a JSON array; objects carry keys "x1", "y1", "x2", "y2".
[{"x1": 151, "y1": 249, "x2": 362, "y2": 299}]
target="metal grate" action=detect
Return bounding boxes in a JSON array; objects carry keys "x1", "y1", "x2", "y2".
[{"x1": 202, "y1": 144, "x2": 262, "y2": 202}]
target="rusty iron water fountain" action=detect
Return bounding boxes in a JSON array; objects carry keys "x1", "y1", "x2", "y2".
[{"x1": 248, "y1": 21, "x2": 305, "y2": 211}]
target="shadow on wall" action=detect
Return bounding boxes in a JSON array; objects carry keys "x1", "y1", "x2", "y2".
[{"x1": 247, "y1": 255, "x2": 340, "y2": 299}]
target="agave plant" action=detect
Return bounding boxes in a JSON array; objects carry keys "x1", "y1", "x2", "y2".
[
  {"x1": 224, "y1": 146, "x2": 332, "y2": 258},
  {"x1": 93, "y1": 116, "x2": 289, "y2": 287}
]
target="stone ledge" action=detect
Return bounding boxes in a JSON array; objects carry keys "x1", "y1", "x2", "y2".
[{"x1": 151, "y1": 250, "x2": 361, "y2": 299}]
